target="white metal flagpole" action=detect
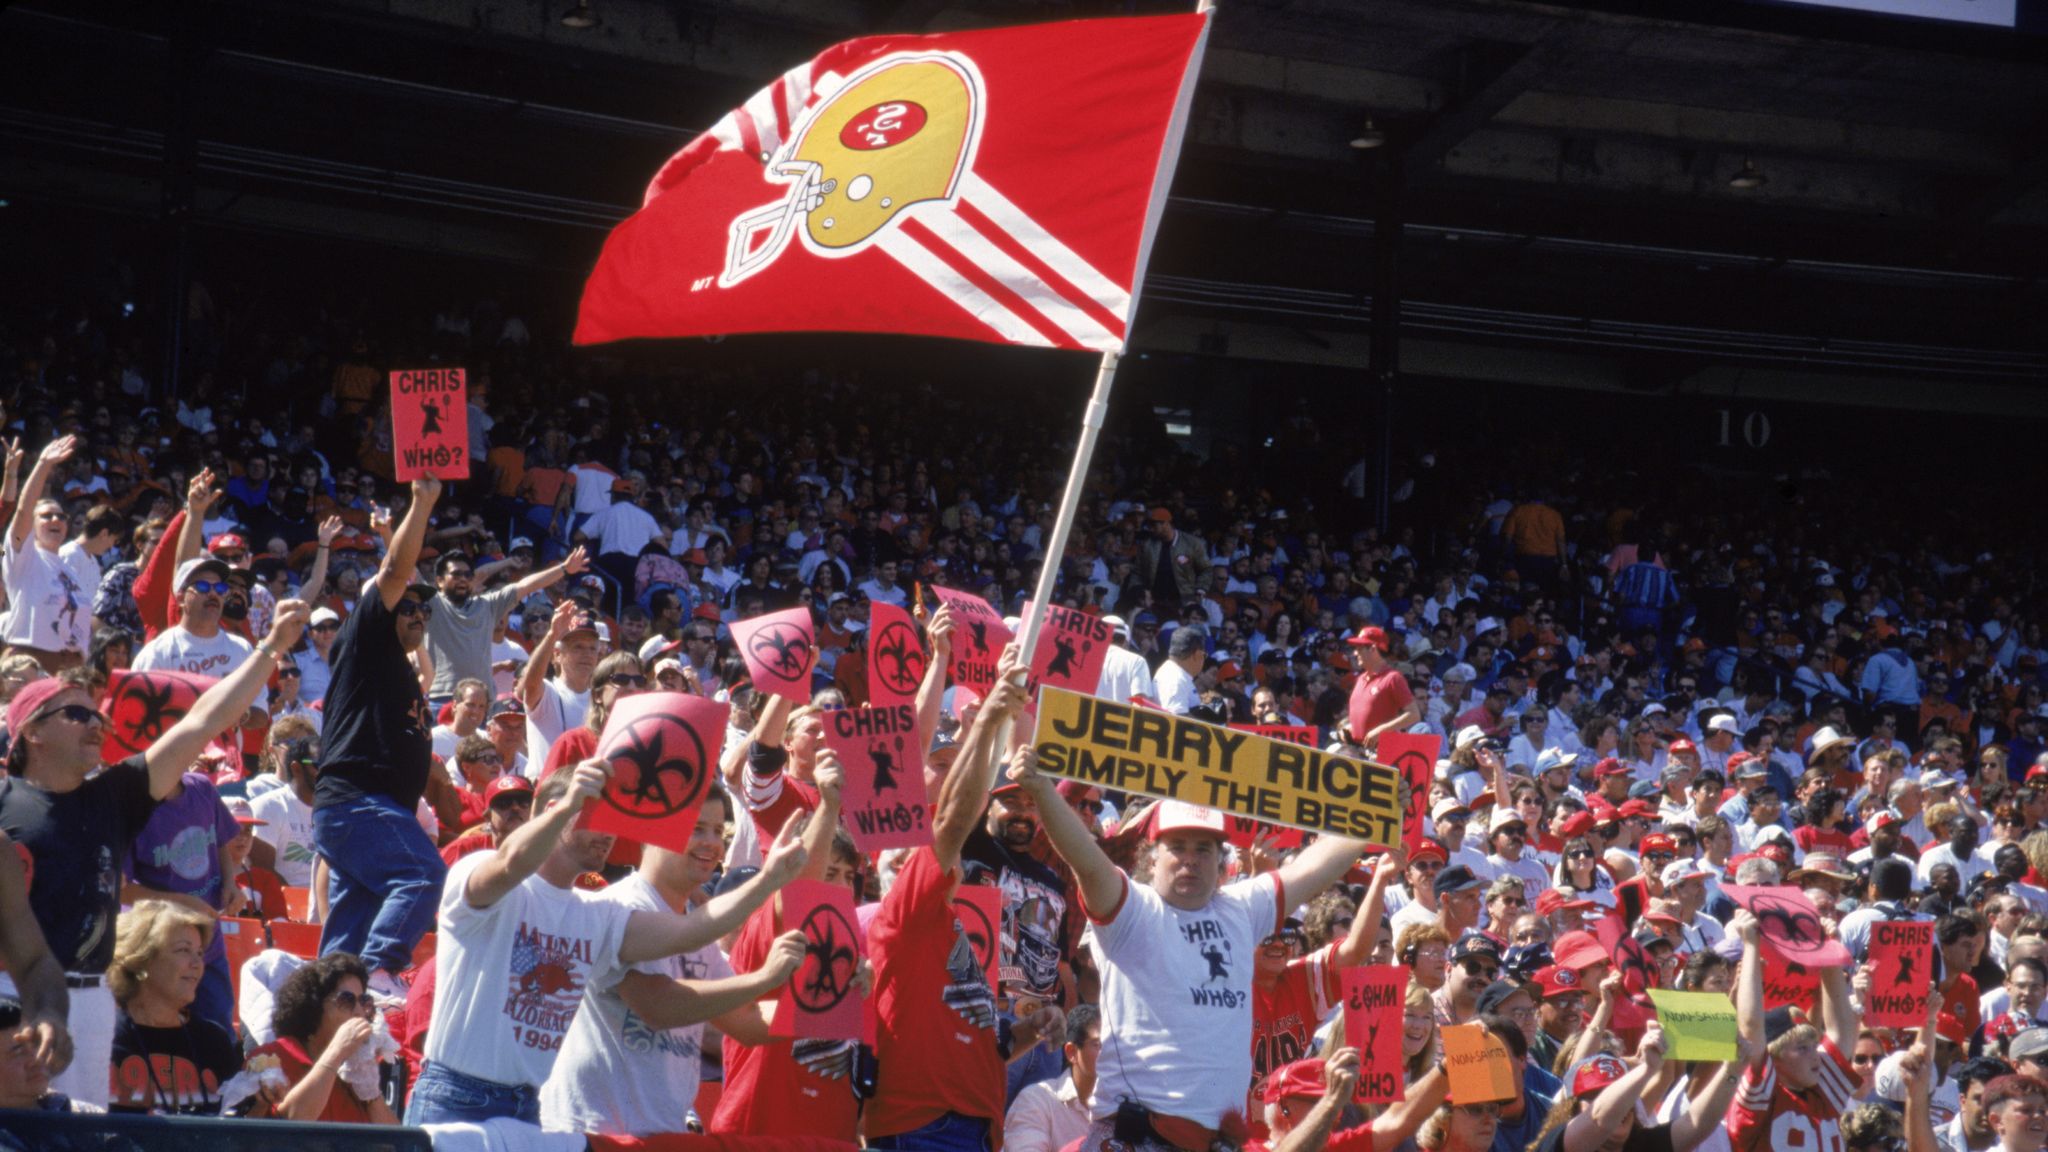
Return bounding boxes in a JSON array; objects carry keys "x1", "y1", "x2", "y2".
[{"x1": 998, "y1": 5, "x2": 1212, "y2": 746}]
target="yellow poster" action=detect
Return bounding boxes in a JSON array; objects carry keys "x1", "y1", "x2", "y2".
[
  {"x1": 1031, "y1": 686, "x2": 1404, "y2": 846},
  {"x1": 1647, "y1": 989, "x2": 1739, "y2": 1061}
]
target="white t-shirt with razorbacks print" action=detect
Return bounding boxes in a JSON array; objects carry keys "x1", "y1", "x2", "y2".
[
  {"x1": 1083, "y1": 871, "x2": 1281, "y2": 1129},
  {"x1": 427, "y1": 851, "x2": 631, "y2": 1090}
]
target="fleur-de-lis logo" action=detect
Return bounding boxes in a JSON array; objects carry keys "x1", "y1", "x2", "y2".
[
  {"x1": 793, "y1": 904, "x2": 861, "y2": 1013},
  {"x1": 602, "y1": 714, "x2": 708, "y2": 820}
]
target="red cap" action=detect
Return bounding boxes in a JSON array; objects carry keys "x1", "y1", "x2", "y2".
[
  {"x1": 5, "y1": 680, "x2": 71, "y2": 740},
  {"x1": 1535, "y1": 890, "x2": 1597, "y2": 918},
  {"x1": 208, "y1": 533, "x2": 249, "y2": 553},
  {"x1": 692, "y1": 604, "x2": 722, "y2": 622},
  {"x1": 1149, "y1": 801, "x2": 1228, "y2": 842},
  {"x1": 2027, "y1": 764, "x2": 2048, "y2": 785},
  {"x1": 1552, "y1": 931, "x2": 1609, "y2": 972},
  {"x1": 1937, "y1": 1012, "x2": 1970, "y2": 1046},
  {"x1": 1619, "y1": 799, "x2": 1658, "y2": 820},
  {"x1": 484, "y1": 775, "x2": 534, "y2": 804},
  {"x1": 681, "y1": 549, "x2": 708, "y2": 565},
  {"x1": 1592, "y1": 757, "x2": 1631, "y2": 778},
  {"x1": 1683, "y1": 637, "x2": 1708, "y2": 653},
  {"x1": 1569, "y1": 1053, "x2": 1631, "y2": 1098},
  {"x1": 1216, "y1": 660, "x2": 1243, "y2": 683},
  {"x1": 1149, "y1": 507, "x2": 1173, "y2": 523},
  {"x1": 1262, "y1": 1058, "x2": 1328, "y2": 1104},
  {"x1": 1346, "y1": 626, "x2": 1392, "y2": 652},
  {"x1": 1409, "y1": 841, "x2": 1449, "y2": 865},
  {"x1": 1554, "y1": 811, "x2": 1596, "y2": 841},
  {"x1": 1667, "y1": 738, "x2": 1697, "y2": 757},
  {"x1": 1639, "y1": 833, "x2": 1677, "y2": 855},
  {"x1": 1587, "y1": 799, "x2": 1620, "y2": 824},
  {"x1": 1533, "y1": 964, "x2": 1587, "y2": 998}
]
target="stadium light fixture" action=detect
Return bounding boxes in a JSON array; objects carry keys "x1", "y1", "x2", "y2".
[
  {"x1": 560, "y1": 0, "x2": 599, "y2": 29},
  {"x1": 1729, "y1": 157, "x2": 1767, "y2": 190},
  {"x1": 1349, "y1": 118, "x2": 1386, "y2": 150}
]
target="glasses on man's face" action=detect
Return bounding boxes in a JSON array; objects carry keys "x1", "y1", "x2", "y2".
[
  {"x1": 444, "y1": 568, "x2": 473, "y2": 580},
  {"x1": 312, "y1": 621, "x2": 340, "y2": 632},
  {"x1": 489, "y1": 796, "x2": 528, "y2": 813},
  {"x1": 277, "y1": 667, "x2": 302, "y2": 679},
  {"x1": 394, "y1": 599, "x2": 432, "y2": 619},
  {"x1": 185, "y1": 580, "x2": 230, "y2": 596},
  {"x1": 1644, "y1": 852, "x2": 1676, "y2": 865},
  {"x1": 1851, "y1": 1051, "x2": 1882, "y2": 1066},
  {"x1": 1460, "y1": 961, "x2": 1500, "y2": 980},
  {"x1": 38, "y1": 704, "x2": 106, "y2": 727}
]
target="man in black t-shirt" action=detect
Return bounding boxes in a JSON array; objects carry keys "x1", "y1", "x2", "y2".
[
  {"x1": 0, "y1": 598, "x2": 307, "y2": 1107},
  {"x1": 313, "y1": 474, "x2": 447, "y2": 1003},
  {"x1": 961, "y1": 779, "x2": 1074, "y2": 1005}
]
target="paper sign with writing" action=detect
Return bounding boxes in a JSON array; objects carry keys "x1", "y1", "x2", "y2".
[
  {"x1": 866, "y1": 601, "x2": 926, "y2": 710},
  {"x1": 1647, "y1": 989, "x2": 1739, "y2": 1061},
  {"x1": 773, "y1": 879, "x2": 865, "y2": 1041},
  {"x1": 930, "y1": 585, "x2": 1013, "y2": 695},
  {"x1": 1441, "y1": 1022, "x2": 1516, "y2": 1104},
  {"x1": 1375, "y1": 731, "x2": 1440, "y2": 854},
  {"x1": 1031, "y1": 686, "x2": 1404, "y2": 846},
  {"x1": 1019, "y1": 600, "x2": 1113, "y2": 697},
  {"x1": 101, "y1": 669, "x2": 218, "y2": 761},
  {"x1": 581, "y1": 692, "x2": 728, "y2": 853},
  {"x1": 1232, "y1": 724, "x2": 1319, "y2": 747},
  {"x1": 1724, "y1": 885, "x2": 1852, "y2": 967},
  {"x1": 823, "y1": 704, "x2": 930, "y2": 853},
  {"x1": 1758, "y1": 940, "x2": 1820, "y2": 1009},
  {"x1": 1866, "y1": 920, "x2": 1937, "y2": 1028},
  {"x1": 950, "y1": 884, "x2": 1003, "y2": 990},
  {"x1": 732, "y1": 607, "x2": 817, "y2": 703},
  {"x1": 390, "y1": 368, "x2": 470, "y2": 480},
  {"x1": 1340, "y1": 965, "x2": 1409, "y2": 1104}
]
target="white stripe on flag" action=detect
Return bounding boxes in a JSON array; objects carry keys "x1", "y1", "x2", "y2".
[
  {"x1": 743, "y1": 86, "x2": 784, "y2": 158},
  {"x1": 959, "y1": 174, "x2": 1132, "y2": 321},
  {"x1": 875, "y1": 230, "x2": 1054, "y2": 348},
  {"x1": 920, "y1": 213, "x2": 1121, "y2": 351}
]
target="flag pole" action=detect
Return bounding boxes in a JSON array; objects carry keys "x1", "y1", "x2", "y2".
[{"x1": 995, "y1": 3, "x2": 1211, "y2": 754}]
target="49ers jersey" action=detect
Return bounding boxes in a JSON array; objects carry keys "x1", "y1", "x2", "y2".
[{"x1": 1728, "y1": 1033, "x2": 1858, "y2": 1152}]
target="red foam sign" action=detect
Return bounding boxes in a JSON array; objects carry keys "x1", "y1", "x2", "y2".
[{"x1": 389, "y1": 368, "x2": 470, "y2": 481}]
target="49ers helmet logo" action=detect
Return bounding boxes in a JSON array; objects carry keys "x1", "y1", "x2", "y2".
[{"x1": 724, "y1": 52, "x2": 984, "y2": 286}]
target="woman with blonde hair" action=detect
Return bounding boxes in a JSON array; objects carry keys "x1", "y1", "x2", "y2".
[{"x1": 107, "y1": 900, "x2": 243, "y2": 1114}]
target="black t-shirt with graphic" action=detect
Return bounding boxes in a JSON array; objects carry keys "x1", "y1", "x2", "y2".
[
  {"x1": 315, "y1": 593, "x2": 434, "y2": 811},
  {"x1": 960, "y1": 823, "x2": 1071, "y2": 999},
  {"x1": 0, "y1": 755, "x2": 157, "y2": 974},
  {"x1": 107, "y1": 1013, "x2": 242, "y2": 1115}
]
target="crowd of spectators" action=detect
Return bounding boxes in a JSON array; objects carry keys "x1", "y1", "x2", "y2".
[{"x1": 1, "y1": 282, "x2": 2047, "y2": 1152}]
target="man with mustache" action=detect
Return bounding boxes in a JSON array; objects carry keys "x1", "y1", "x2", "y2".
[{"x1": 132, "y1": 554, "x2": 256, "y2": 681}]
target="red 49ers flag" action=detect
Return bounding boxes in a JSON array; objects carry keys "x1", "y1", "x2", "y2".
[{"x1": 575, "y1": 14, "x2": 1208, "y2": 353}]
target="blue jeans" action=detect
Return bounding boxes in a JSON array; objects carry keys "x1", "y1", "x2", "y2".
[
  {"x1": 867, "y1": 1111, "x2": 992, "y2": 1152},
  {"x1": 403, "y1": 1060, "x2": 539, "y2": 1126},
  {"x1": 314, "y1": 792, "x2": 446, "y2": 974}
]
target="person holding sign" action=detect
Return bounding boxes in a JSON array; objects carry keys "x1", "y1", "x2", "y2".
[
  {"x1": 539, "y1": 782, "x2": 808, "y2": 1137},
  {"x1": 412, "y1": 758, "x2": 806, "y2": 1125},
  {"x1": 1006, "y1": 719, "x2": 1369, "y2": 1152},
  {"x1": 1530, "y1": 1022, "x2": 1757, "y2": 1152},
  {"x1": 1250, "y1": 1046, "x2": 1448, "y2": 1152},
  {"x1": 310, "y1": 474, "x2": 448, "y2": 1002},
  {"x1": 1729, "y1": 908, "x2": 1863, "y2": 1152}
]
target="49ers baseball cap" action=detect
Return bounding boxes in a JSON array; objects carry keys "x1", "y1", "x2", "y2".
[
  {"x1": 1533, "y1": 965, "x2": 1587, "y2": 999},
  {"x1": 1345, "y1": 626, "x2": 1392, "y2": 651},
  {"x1": 484, "y1": 775, "x2": 534, "y2": 805},
  {"x1": 1262, "y1": 1058, "x2": 1327, "y2": 1104},
  {"x1": 1567, "y1": 1053, "x2": 1631, "y2": 1098},
  {"x1": 1148, "y1": 801, "x2": 1228, "y2": 842}
]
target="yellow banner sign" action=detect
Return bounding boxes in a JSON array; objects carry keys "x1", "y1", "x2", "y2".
[
  {"x1": 1646, "y1": 989, "x2": 1739, "y2": 1062},
  {"x1": 1030, "y1": 687, "x2": 1403, "y2": 846}
]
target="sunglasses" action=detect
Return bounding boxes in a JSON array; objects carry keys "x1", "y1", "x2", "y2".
[
  {"x1": 217, "y1": 551, "x2": 248, "y2": 563},
  {"x1": 1644, "y1": 852, "x2": 1676, "y2": 864},
  {"x1": 1072, "y1": 798, "x2": 1105, "y2": 815},
  {"x1": 329, "y1": 990, "x2": 376, "y2": 1015},
  {"x1": 606, "y1": 674, "x2": 648, "y2": 689},
  {"x1": 311, "y1": 621, "x2": 340, "y2": 631},
  {"x1": 37, "y1": 704, "x2": 106, "y2": 727},
  {"x1": 394, "y1": 600, "x2": 433, "y2": 618},
  {"x1": 489, "y1": 796, "x2": 529, "y2": 812},
  {"x1": 277, "y1": 668, "x2": 302, "y2": 679},
  {"x1": 1460, "y1": 961, "x2": 1500, "y2": 979},
  {"x1": 184, "y1": 580, "x2": 230, "y2": 596},
  {"x1": 1567, "y1": 849, "x2": 1597, "y2": 860}
]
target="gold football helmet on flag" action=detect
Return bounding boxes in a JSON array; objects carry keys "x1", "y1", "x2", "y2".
[{"x1": 723, "y1": 53, "x2": 982, "y2": 287}]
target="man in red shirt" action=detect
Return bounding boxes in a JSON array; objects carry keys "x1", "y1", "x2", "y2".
[
  {"x1": 1344, "y1": 626, "x2": 1419, "y2": 755},
  {"x1": 867, "y1": 646, "x2": 1058, "y2": 1152}
]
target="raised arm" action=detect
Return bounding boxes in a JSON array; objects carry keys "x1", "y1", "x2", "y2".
[
  {"x1": 465, "y1": 758, "x2": 609, "y2": 909},
  {"x1": 1673, "y1": 1037, "x2": 1760, "y2": 1152},
  {"x1": 297, "y1": 517, "x2": 343, "y2": 605},
  {"x1": 1270, "y1": 1046, "x2": 1358, "y2": 1152},
  {"x1": 508, "y1": 546, "x2": 588, "y2": 601},
  {"x1": 915, "y1": 604, "x2": 954, "y2": 797},
  {"x1": 1333, "y1": 845, "x2": 1401, "y2": 968},
  {"x1": 794, "y1": 750, "x2": 844, "y2": 883},
  {"x1": 1732, "y1": 910, "x2": 1763, "y2": 1052},
  {"x1": 173, "y1": 468, "x2": 218, "y2": 572},
  {"x1": 7, "y1": 435, "x2": 74, "y2": 551},
  {"x1": 1815, "y1": 936, "x2": 1859, "y2": 1052},
  {"x1": 620, "y1": 815, "x2": 810, "y2": 965},
  {"x1": 1567, "y1": 1024, "x2": 1664, "y2": 1151},
  {"x1": 517, "y1": 599, "x2": 576, "y2": 711},
  {"x1": 933, "y1": 643, "x2": 1025, "y2": 872},
  {"x1": 1900, "y1": 991, "x2": 1941, "y2": 1152},
  {"x1": 616, "y1": 930, "x2": 805, "y2": 1031},
  {"x1": 0, "y1": 830, "x2": 70, "y2": 1075},
  {"x1": 373, "y1": 475, "x2": 441, "y2": 611},
  {"x1": 144, "y1": 601, "x2": 310, "y2": 798},
  {"x1": 1369, "y1": 1064, "x2": 1449, "y2": 1152},
  {"x1": 1275, "y1": 829, "x2": 1368, "y2": 910},
  {"x1": 1008, "y1": 743, "x2": 1125, "y2": 917}
]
